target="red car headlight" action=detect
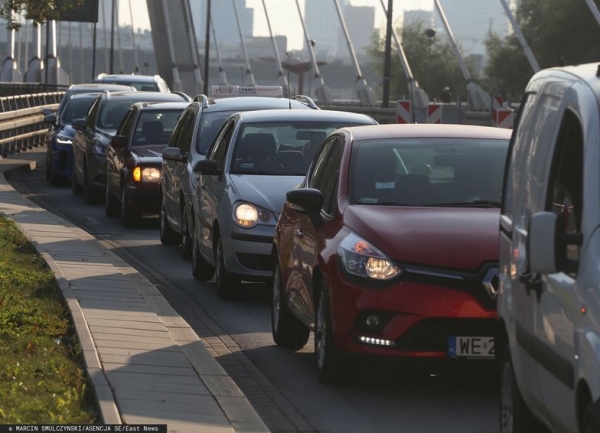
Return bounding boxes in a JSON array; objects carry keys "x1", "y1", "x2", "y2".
[{"x1": 338, "y1": 232, "x2": 401, "y2": 280}]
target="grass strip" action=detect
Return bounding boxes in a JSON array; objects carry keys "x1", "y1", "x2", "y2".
[{"x1": 0, "y1": 215, "x2": 98, "y2": 424}]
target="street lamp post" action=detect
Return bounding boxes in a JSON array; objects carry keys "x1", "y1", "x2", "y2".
[
  {"x1": 382, "y1": 0, "x2": 393, "y2": 108},
  {"x1": 203, "y1": 0, "x2": 211, "y2": 95},
  {"x1": 425, "y1": 28, "x2": 436, "y2": 94}
]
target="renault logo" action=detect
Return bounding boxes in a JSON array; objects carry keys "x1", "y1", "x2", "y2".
[{"x1": 483, "y1": 268, "x2": 499, "y2": 299}]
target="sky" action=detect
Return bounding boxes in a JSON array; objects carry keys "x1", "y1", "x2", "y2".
[{"x1": 119, "y1": 0, "x2": 434, "y2": 50}]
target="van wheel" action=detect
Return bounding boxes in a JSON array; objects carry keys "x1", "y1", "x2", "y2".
[
  {"x1": 500, "y1": 344, "x2": 545, "y2": 433},
  {"x1": 315, "y1": 280, "x2": 352, "y2": 384},
  {"x1": 271, "y1": 262, "x2": 309, "y2": 349},
  {"x1": 160, "y1": 200, "x2": 178, "y2": 245},
  {"x1": 214, "y1": 234, "x2": 240, "y2": 299}
]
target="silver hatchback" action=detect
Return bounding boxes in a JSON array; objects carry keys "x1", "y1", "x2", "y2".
[{"x1": 190, "y1": 109, "x2": 377, "y2": 298}]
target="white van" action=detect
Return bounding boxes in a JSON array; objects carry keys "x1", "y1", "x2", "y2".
[{"x1": 498, "y1": 62, "x2": 600, "y2": 433}]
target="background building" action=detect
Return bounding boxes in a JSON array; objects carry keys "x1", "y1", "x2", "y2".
[
  {"x1": 434, "y1": 0, "x2": 509, "y2": 56},
  {"x1": 304, "y1": 0, "x2": 348, "y2": 58},
  {"x1": 192, "y1": 0, "x2": 254, "y2": 48},
  {"x1": 337, "y1": 4, "x2": 376, "y2": 60}
]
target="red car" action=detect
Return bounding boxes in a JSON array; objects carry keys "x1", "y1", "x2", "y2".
[{"x1": 271, "y1": 124, "x2": 511, "y2": 383}]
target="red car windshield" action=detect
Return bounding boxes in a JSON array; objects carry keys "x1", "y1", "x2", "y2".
[{"x1": 348, "y1": 137, "x2": 509, "y2": 207}]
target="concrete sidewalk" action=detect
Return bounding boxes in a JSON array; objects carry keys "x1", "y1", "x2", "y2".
[{"x1": 0, "y1": 147, "x2": 269, "y2": 433}]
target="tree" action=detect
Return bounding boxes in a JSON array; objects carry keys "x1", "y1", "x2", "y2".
[
  {"x1": 484, "y1": 0, "x2": 600, "y2": 100},
  {"x1": 368, "y1": 20, "x2": 475, "y2": 102},
  {"x1": 0, "y1": 0, "x2": 83, "y2": 28},
  {"x1": 482, "y1": 33, "x2": 531, "y2": 101}
]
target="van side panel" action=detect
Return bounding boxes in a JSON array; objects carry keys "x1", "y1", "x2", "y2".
[{"x1": 500, "y1": 73, "x2": 572, "y2": 425}]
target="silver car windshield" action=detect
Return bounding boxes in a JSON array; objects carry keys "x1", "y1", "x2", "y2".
[
  {"x1": 231, "y1": 121, "x2": 361, "y2": 176},
  {"x1": 348, "y1": 138, "x2": 509, "y2": 207}
]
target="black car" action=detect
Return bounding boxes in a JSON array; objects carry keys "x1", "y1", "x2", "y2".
[
  {"x1": 104, "y1": 101, "x2": 188, "y2": 227},
  {"x1": 93, "y1": 73, "x2": 170, "y2": 93},
  {"x1": 53, "y1": 83, "x2": 135, "y2": 118},
  {"x1": 45, "y1": 93, "x2": 98, "y2": 185},
  {"x1": 71, "y1": 90, "x2": 189, "y2": 204}
]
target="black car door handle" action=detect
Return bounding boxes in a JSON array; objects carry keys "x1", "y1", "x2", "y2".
[{"x1": 294, "y1": 229, "x2": 304, "y2": 238}]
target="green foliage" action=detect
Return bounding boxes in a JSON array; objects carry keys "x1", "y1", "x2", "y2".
[
  {"x1": 484, "y1": 0, "x2": 600, "y2": 100},
  {"x1": 482, "y1": 33, "x2": 531, "y2": 101},
  {"x1": 368, "y1": 20, "x2": 475, "y2": 102},
  {"x1": 0, "y1": 216, "x2": 97, "y2": 424},
  {"x1": 0, "y1": 0, "x2": 83, "y2": 28}
]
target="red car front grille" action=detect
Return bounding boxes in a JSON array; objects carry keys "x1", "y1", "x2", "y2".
[{"x1": 394, "y1": 318, "x2": 497, "y2": 352}]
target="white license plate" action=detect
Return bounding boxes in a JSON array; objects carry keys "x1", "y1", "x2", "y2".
[{"x1": 448, "y1": 336, "x2": 495, "y2": 359}]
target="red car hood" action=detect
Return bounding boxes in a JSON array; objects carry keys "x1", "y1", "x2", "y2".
[{"x1": 343, "y1": 205, "x2": 500, "y2": 271}]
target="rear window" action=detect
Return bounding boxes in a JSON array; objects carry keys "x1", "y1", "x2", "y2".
[{"x1": 100, "y1": 79, "x2": 157, "y2": 92}]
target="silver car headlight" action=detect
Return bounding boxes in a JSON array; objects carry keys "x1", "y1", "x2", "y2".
[
  {"x1": 132, "y1": 166, "x2": 161, "y2": 183},
  {"x1": 233, "y1": 202, "x2": 276, "y2": 228},
  {"x1": 338, "y1": 232, "x2": 401, "y2": 280}
]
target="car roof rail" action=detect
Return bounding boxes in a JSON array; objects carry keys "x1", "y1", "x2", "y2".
[
  {"x1": 293, "y1": 95, "x2": 320, "y2": 110},
  {"x1": 193, "y1": 94, "x2": 210, "y2": 108},
  {"x1": 172, "y1": 91, "x2": 192, "y2": 102}
]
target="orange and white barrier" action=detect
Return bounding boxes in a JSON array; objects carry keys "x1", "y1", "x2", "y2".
[
  {"x1": 427, "y1": 103, "x2": 443, "y2": 124},
  {"x1": 496, "y1": 106, "x2": 514, "y2": 129},
  {"x1": 396, "y1": 100, "x2": 412, "y2": 124},
  {"x1": 491, "y1": 94, "x2": 503, "y2": 126}
]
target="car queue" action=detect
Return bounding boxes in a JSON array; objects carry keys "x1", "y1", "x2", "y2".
[{"x1": 42, "y1": 66, "x2": 600, "y2": 433}]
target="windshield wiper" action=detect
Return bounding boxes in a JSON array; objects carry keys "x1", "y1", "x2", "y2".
[
  {"x1": 360, "y1": 201, "x2": 414, "y2": 206},
  {"x1": 426, "y1": 200, "x2": 501, "y2": 208}
]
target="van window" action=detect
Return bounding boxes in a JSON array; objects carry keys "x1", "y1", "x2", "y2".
[
  {"x1": 546, "y1": 110, "x2": 583, "y2": 265},
  {"x1": 503, "y1": 92, "x2": 537, "y2": 219}
]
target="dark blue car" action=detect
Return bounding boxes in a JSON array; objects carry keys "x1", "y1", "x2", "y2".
[{"x1": 45, "y1": 93, "x2": 98, "y2": 185}]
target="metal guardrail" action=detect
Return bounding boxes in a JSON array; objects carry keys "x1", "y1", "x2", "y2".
[
  {"x1": 319, "y1": 102, "x2": 499, "y2": 125},
  {"x1": 0, "y1": 92, "x2": 64, "y2": 157},
  {"x1": 0, "y1": 82, "x2": 69, "y2": 97}
]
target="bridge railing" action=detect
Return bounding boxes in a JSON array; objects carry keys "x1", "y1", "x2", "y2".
[{"x1": 0, "y1": 92, "x2": 64, "y2": 158}]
